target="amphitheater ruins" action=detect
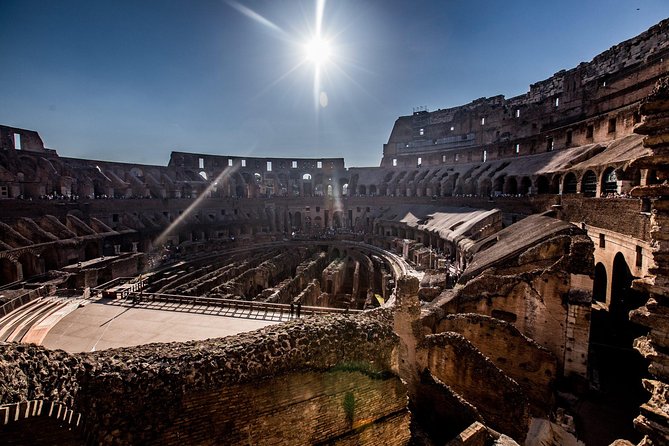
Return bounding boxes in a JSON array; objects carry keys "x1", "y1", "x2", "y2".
[{"x1": 1, "y1": 16, "x2": 669, "y2": 446}]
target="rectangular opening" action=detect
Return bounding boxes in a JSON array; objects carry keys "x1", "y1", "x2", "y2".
[
  {"x1": 442, "y1": 155, "x2": 446, "y2": 163},
  {"x1": 554, "y1": 97, "x2": 560, "y2": 107},
  {"x1": 482, "y1": 150, "x2": 487, "y2": 162},
  {"x1": 241, "y1": 159, "x2": 246, "y2": 167},
  {"x1": 112, "y1": 214, "x2": 119, "y2": 223},
  {"x1": 13, "y1": 133, "x2": 21, "y2": 150},
  {"x1": 515, "y1": 109, "x2": 520, "y2": 118},
  {"x1": 608, "y1": 118, "x2": 617, "y2": 133},
  {"x1": 292, "y1": 160, "x2": 298, "y2": 168},
  {"x1": 228, "y1": 159, "x2": 233, "y2": 167},
  {"x1": 392, "y1": 158, "x2": 397, "y2": 167},
  {"x1": 454, "y1": 153, "x2": 459, "y2": 162},
  {"x1": 417, "y1": 157, "x2": 422, "y2": 166},
  {"x1": 317, "y1": 161, "x2": 322, "y2": 168},
  {"x1": 599, "y1": 233, "x2": 606, "y2": 248},
  {"x1": 546, "y1": 137, "x2": 554, "y2": 151},
  {"x1": 267, "y1": 161, "x2": 272, "y2": 172},
  {"x1": 419, "y1": 128, "x2": 424, "y2": 136},
  {"x1": 636, "y1": 246, "x2": 643, "y2": 268},
  {"x1": 198, "y1": 157, "x2": 204, "y2": 169},
  {"x1": 515, "y1": 143, "x2": 520, "y2": 154},
  {"x1": 481, "y1": 117, "x2": 485, "y2": 125},
  {"x1": 566, "y1": 130, "x2": 573, "y2": 146}
]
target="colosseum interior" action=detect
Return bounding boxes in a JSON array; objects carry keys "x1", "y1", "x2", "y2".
[{"x1": 2, "y1": 16, "x2": 669, "y2": 446}]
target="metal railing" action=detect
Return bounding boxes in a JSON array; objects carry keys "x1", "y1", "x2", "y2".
[{"x1": 116, "y1": 291, "x2": 362, "y2": 320}]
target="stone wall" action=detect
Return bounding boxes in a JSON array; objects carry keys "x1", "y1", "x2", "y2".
[
  {"x1": 628, "y1": 76, "x2": 669, "y2": 445},
  {"x1": 0, "y1": 314, "x2": 408, "y2": 445},
  {"x1": 434, "y1": 313, "x2": 557, "y2": 416}
]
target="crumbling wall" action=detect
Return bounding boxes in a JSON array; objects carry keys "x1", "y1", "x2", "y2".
[
  {"x1": 0, "y1": 315, "x2": 408, "y2": 445},
  {"x1": 628, "y1": 76, "x2": 669, "y2": 445},
  {"x1": 435, "y1": 313, "x2": 557, "y2": 415}
]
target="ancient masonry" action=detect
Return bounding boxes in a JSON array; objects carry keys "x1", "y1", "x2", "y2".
[{"x1": 0, "y1": 16, "x2": 669, "y2": 446}]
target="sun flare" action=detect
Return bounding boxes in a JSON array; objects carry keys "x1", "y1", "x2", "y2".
[{"x1": 304, "y1": 36, "x2": 332, "y2": 66}]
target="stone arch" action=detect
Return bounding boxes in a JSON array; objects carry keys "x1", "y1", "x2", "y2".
[
  {"x1": 593, "y1": 262, "x2": 607, "y2": 303},
  {"x1": 369, "y1": 185, "x2": 377, "y2": 196},
  {"x1": 536, "y1": 175, "x2": 550, "y2": 194},
  {"x1": 563, "y1": 172, "x2": 578, "y2": 194},
  {"x1": 519, "y1": 176, "x2": 532, "y2": 195},
  {"x1": 18, "y1": 251, "x2": 41, "y2": 279},
  {"x1": 549, "y1": 174, "x2": 561, "y2": 194},
  {"x1": 479, "y1": 178, "x2": 492, "y2": 197},
  {"x1": 581, "y1": 170, "x2": 597, "y2": 197},
  {"x1": 359, "y1": 184, "x2": 367, "y2": 196},
  {"x1": 504, "y1": 177, "x2": 518, "y2": 195},
  {"x1": 601, "y1": 167, "x2": 618, "y2": 195},
  {"x1": 293, "y1": 211, "x2": 302, "y2": 231},
  {"x1": 0, "y1": 257, "x2": 19, "y2": 284},
  {"x1": 0, "y1": 400, "x2": 86, "y2": 444},
  {"x1": 84, "y1": 241, "x2": 99, "y2": 261},
  {"x1": 42, "y1": 246, "x2": 59, "y2": 271},
  {"x1": 611, "y1": 252, "x2": 633, "y2": 312}
]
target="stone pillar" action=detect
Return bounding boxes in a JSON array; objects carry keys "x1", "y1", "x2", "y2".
[
  {"x1": 392, "y1": 276, "x2": 421, "y2": 395},
  {"x1": 628, "y1": 77, "x2": 669, "y2": 445}
]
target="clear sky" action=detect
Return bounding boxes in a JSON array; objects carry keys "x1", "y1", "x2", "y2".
[{"x1": 1, "y1": 1, "x2": 667, "y2": 167}]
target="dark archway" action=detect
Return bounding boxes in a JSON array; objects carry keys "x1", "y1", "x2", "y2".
[
  {"x1": 293, "y1": 211, "x2": 302, "y2": 231},
  {"x1": 519, "y1": 176, "x2": 532, "y2": 195},
  {"x1": 563, "y1": 172, "x2": 578, "y2": 194},
  {"x1": 536, "y1": 175, "x2": 550, "y2": 194},
  {"x1": 588, "y1": 252, "x2": 648, "y2": 444},
  {"x1": 593, "y1": 262, "x2": 607, "y2": 303},
  {"x1": 0, "y1": 258, "x2": 19, "y2": 285},
  {"x1": 18, "y1": 252, "x2": 41, "y2": 279},
  {"x1": 601, "y1": 167, "x2": 618, "y2": 195},
  {"x1": 85, "y1": 241, "x2": 99, "y2": 260},
  {"x1": 581, "y1": 170, "x2": 597, "y2": 197},
  {"x1": 505, "y1": 177, "x2": 518, "y2": 195}
]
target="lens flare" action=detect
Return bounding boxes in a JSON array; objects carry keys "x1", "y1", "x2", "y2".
[{"x1": 304, "y1": 36, "x2": 331, "y2": 66}]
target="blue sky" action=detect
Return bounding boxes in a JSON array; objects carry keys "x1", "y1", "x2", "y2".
[{"x1": 1, "y1": 0, "x2": 667, "y2": 166}]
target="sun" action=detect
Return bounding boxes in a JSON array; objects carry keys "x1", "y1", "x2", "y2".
[{"x1": 304, "y1": 36, "x2": 332, "y2": 66}]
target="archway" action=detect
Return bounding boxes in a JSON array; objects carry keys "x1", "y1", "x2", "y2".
[
  {"x1": 18, "y1": 252, "x2": 41, "y2": 279},
  {"x1": 593, "y1": 262, "x2": 607, "y2": 303},
  {"x1": 0, "y1": 258, "x2": 19, "y2": 285},
  {"x1": 293, "y1": 211, "x2": 302, "y2": 231},
  {"x1": 359, "y1": 185, "x2": 367, "y2": 196},
  {"x1": 479, "y1": 178, "x2": 492, "y2": 197},
  {"x1": 85, "y1": 241, "x2": 99, "y2": 260},
  {"x1": 505, "y1": 177, "x2": 518, "y2": 195},
  {"x1": 536, "y1": 175, "x2": 550, "y2": 194},
  {"x1": 563, "y1": 172, "x2": 578, "y2": 194},
  {"x1": 582, "y1": 170, "x2": 597, "y2": 197},
  {"x1": 588, "y1": 252, "x2": 648, "y2": 443},
  {"x1": 519, "y1": 176, "x2": 532, "y2": 195},
  {"x1": 601, "y1": 167, "x2": 618, "y2": 195}
]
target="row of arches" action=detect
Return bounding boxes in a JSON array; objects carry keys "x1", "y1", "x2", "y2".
[
  {"x1": 0, "y1": 241, "x2": 100, "y2": 285},
  {"x1": 354, "y1": 165, "x2": 639, "y2": 198}
]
